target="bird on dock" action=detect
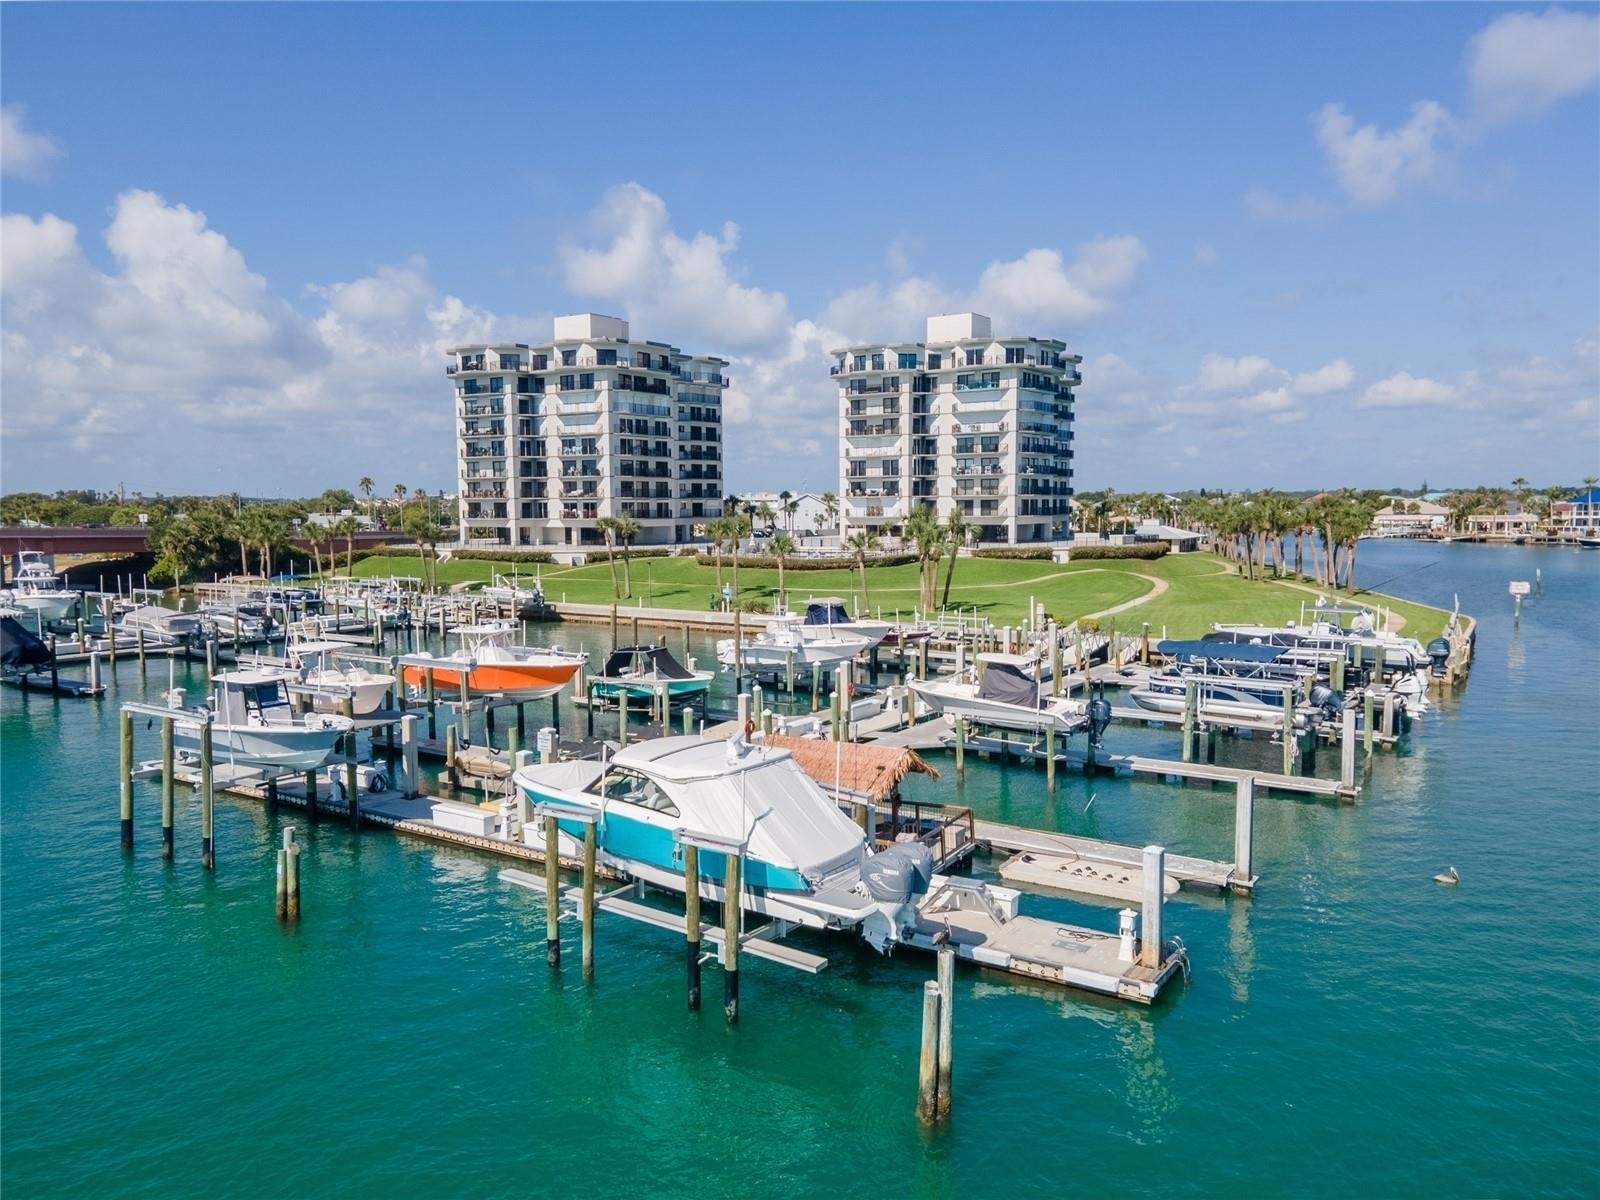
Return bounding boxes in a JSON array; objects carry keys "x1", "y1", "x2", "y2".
[{"x1": 1433, "y1": 866, "x2": 1460, "y2": 886}]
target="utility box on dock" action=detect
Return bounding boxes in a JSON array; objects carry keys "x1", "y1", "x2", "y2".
[{"x1": 430, "y1": 800, "x2": 498, "y2": 838}]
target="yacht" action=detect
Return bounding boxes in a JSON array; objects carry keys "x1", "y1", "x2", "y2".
[
  {"x1": 286, "y1": 638, "x2": 393, "y2": 715},
  {"x1": 717, "y1": 612, "x2": 874, "y2": 672},
  {"x1": 513, "y1": 733, "x2": 935, "y2": 954},
  {"x1": 797, "y1": 597, "x2": 892, "y2": 649},
  {"x1": 4, "y1": 552, "x2": 80, "y2": 624}
]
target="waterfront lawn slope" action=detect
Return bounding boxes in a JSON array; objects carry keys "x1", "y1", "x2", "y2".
[{"x1": 346, "y1": 552, "x2": 1451, "y2": 639}]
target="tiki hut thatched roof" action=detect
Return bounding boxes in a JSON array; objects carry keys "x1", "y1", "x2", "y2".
[{"x1": 763, "y1": 734, "x2": 939, "y2": 803}]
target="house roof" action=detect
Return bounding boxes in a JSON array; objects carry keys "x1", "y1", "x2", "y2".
[
  {"x1": 1569, "y1": 487, "x2": 1600, "y2": 505},
  {"x1": 763, "y1": 734, "x2": 939, "y2": 802}
]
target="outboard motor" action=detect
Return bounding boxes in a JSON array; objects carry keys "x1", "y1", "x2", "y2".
[
  {"x1": 1308, "y1": 683, "x2": 1343, "y2": 721},
  {"x1": 859, "y1": 842, "x2": 934, "y2": 954},
  {"x1": 1087, "y1": 684, "x2": 1113, "y2": 751},
  {"x1": 1426, "y1": 637, "x2": 1451, "y2": 678}
]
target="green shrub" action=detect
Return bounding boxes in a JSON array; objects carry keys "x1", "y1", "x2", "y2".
[
  {"x1": 1067, "y1": 542, "x2": 1170, "y2": 560},
  {"x1": 972, "y1": 546, "x2": 1055, "y2": 560}
]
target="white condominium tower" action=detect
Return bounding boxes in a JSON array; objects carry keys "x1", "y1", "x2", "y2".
[
  {"x1": 448, "y1": 314, "x2": 728, "y2": 548},
  {"x1": 832, "y1": 312, "x2": 1080, "y2": 544}
]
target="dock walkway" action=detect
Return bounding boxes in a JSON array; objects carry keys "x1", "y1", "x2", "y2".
[{"x1": 972, "y1": 820, "x2": 1239, "y2": 893}]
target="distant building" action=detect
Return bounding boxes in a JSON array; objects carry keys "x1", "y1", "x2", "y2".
[
  {"x1": 1370, "y1": 497, "x2": 1448, "y2": 536},
  {"x1": 832, "y1": 312, "x2": 1078, "y2": 545},
  {"x1": 1551, "y1": 487, "x2": 1600, "y2": 538},
  {"x1": 733, "y1": 491, "x2": 833, "y2": 535},
  {"x1": 448, "y1": 314, "x2": 728, "y2": 548},
  {"x1": 1463, "y1": 510, "x2": 1541, "y2": 538},
  {"x1": 303, "y1": 510, "x2": 377, "y2": 530}
]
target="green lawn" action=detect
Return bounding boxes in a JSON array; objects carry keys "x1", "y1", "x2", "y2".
[{"x1": 344, "y1": 551, "x2": 1450, "y2": 638}]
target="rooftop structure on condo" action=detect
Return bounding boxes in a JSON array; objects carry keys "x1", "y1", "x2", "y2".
[
  {"x1": 448, "y1": 314, "x2": 727, "y2": 548},
  {"x1": 832, "y1": 313, "x2": 1078, "y2": 545}
]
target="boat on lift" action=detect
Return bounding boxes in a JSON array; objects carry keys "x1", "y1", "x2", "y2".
[
  {"x1": 401, "y1": 622, "x2": 585, "y2": 699},
  {"x1": 1130, "y1": 641, "x2": 1338, "y2": 725},
  {"x1": 590, "y1": 645, "x2": 713, "y2": 701},
  {"x1": 716, "y1": 612, "x2": 874, "y2": 671},
  {"x1": 513, "y1": 733, "x2": 936, "y2": 953},
  {"x1": 908, "y1": 653, "x2": 1091, "y2": 736},
  {"x1": 168, "y1": 670, "x2": 352, "y2": 771},
  {"x1": 285, "y1": 638, "x2": 393, "y2": 715},
  {"x1": 118, "y1": 604, "x2": 205, "y2": 647},
  {"x1": 796, "y1": 597, "x2": 892, "y2": 649},
  {"x1": 3, "y1": 551, "x2": 80, "y2": 624},
  {"x1": 480, "y1": 573, "x2": 550, "y2": 618}
]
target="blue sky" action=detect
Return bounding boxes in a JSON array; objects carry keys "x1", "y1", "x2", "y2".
[{"x1": 2, "y1": 3, "x2": 1596, "y2": 499}]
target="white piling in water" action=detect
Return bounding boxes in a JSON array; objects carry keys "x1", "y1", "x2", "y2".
[
  {"x1": 1140, "y1": 845, "x2": 1165, "y2": 970},
  {"x1": 1341, "y1": 705, "x2": 1357, "y2": 790},
  {"x1": 1233, "y1": 777, "x2": 1254, "y2": 889},
  {"x1": 401, "y1": 715, "x2": 419, "y2": 798}
]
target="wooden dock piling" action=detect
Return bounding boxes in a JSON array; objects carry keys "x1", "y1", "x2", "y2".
[
  {"x1": 1140, "y1": 845, "x2": 1165, "y2": 970},
  {"x1": 544, "y1": 815, "x2": 561, "y2": 967},
  {"x1": 917, "y1": 979, "x2": 941, "y2": 1123},
  {"x1": 581, "y1": 822, "x2": 597, "y2": 980},
  {"x1": 684, "y1": 843, "x2": 702, "y2": 1011},
  {"x1": 723, "y1": 852, "x2": 741, "y2": 1022},
  {"x1": 342, "y1": 697, "x2": 359, "y2": 827},
  {"x1": 161, "y1": 718, "x2": 175, "y2": 860},
  {"x1": 1233, "y1": 779, "x2": 1254, "y2": 892},
  {"x1": 1340, "y1": 706, "x2": 1357, "y2": 790},
  {"x1": 200, "y1": 722, "x2": 215, "y2": 870},
  {"x1": 936, "y1": 948, "x2": 954, "y2": 1120},
  {"x1": 119, "y1": 709, "x2": 134, "y2": 850},
  {"x1": 401, "y1": 715, "x2": 419, "y2": 798}
]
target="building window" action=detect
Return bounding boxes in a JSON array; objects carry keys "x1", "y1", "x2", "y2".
[
  {"x1": 852, "y1": 354, "x2": 867, "y2": 371},
  {"x1": 898, "y1": 352, "x2": 918, "y2": 369},
  {"x1": 597, "y1": 349, "x2": 616, "y2": 366},
  {"x1": 928, "y1": 353, "x2": 942, "y2": 369},
  {"x1": 559, "y1": 375, "x2": 575, "y2": 391},
  {"x1": 579, "y1": 373, "x2": 594, "y2": 390},
  {"x1": 561, "y1": 349, "x2": 577, "y2": 366}
]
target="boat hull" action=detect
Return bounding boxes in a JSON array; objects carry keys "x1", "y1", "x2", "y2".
[
  {"x1": 590, "y1": 676, "x2": 712, "y2": 701},
  {"x1": 8, "y1": 593, "x2": 77, "y2": 623},
  {"x1": 909, "y1": 681, "x2": 1088, "y2": 736},
  {"x1": 403, "y1": 660, "x2": 579, "y2": 700},
  {"x1": 174, "y1": 720, "x2": 348, "y2": 771}
]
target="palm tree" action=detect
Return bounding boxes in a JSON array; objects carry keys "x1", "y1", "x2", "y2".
[
  {"x1": 706, "y1": 516, "x2": 729, "y2": 593},
  {"x1": 940, "y1": 508, "x2": 969, "y2": 610},
  {"x1": 778, "y1": 490, "x2": 795, "y2": 531},
  {"x1": 755, "y1": 501, "x2": 776, "y2": 533},
  {"x1": 728, "y1": 512, "x2": 752, "y2": 603},
  {"x1": 846, "y1": 528, "x2": 879, "y2": 613},
  {"x1": 402, "y1": 506, "x2": 437, "y2": 591},
  {"x1": 332, "y1": 515, "x2": 360, "y2": 577},
  {"x1": 615, "y1": 513, "x2": 641, "y2": 598},
  {"x1": 906, "y1": 505, "x2": 943, "y2": 612},
  {"x1": 358, "y1": 477, "x2": 374, "y2": 523},
  {"x1": 595, "y1": 515, "x2": 622, "y2": 598},
  {"x1": 766, "y1": 532, "x2": 796, "y2": 611},
  {"x1": 821, "y1": 492, "x2": 839, "y2": 534}
]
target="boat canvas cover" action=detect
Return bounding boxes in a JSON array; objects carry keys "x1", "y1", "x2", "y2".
[
  {"x1": 1157, "y1": 640, "x2": 1287, "y2": 664},
  {"x1": 977, "y1": 660, "x2": 1045, "y2": 710},
  {"x1": 678, "y1": 752, "x2": 867, "y2": 883},
  {"x1": 803, "y1": 599, "x2": 850, "y2": 626},
  {"x1": 599, "y1": 646, "x2": 697, "y2": 680},
  {"x1": 1, "y1": 616, "x2": 51, "y2": 671}
]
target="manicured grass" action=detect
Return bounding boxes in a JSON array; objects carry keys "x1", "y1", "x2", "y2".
[{"x1": 345, "y1": 551, "x2": 1450, "y2": 638}]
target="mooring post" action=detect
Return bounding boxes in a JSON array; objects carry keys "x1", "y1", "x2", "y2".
[
  {"x1": 830, "y1": 686, "x2": 842, "y2": 742},
  {"x1": 342, "y1": 697, "x2": 359, "y2": 827},
  {"x1": 1362, "y1": 689, "x2": 1375, "y2": 756},
  {"x1": 609, "y1": 602, "x2": 619, "y2": 651},
  {"x1": 1381, "y1": 691, "x2": 1396, "y2": 742},
  {"x1": 811, "y1": 662, "x2": 822, "y2": 712},
  {"x1": 550, "y1": 691, "x2": 560, "y2": 734},
  {"x1": 1233, "y1": 778, "x2": 1254, "y2": 889},
  {"x1": 581, "y1": 821, "x2": 597, "y2": 981},
  {"x1": 1206, "y1": 726, "x2": 1218, "y2": 764},
  {"x1": 1141, "y1": 622, "x2": 1151, "y2": 667},
  {"x1": 618, "y1": 688, "x2": 629, "y2": 748},
  {"x1": 517, "y1": 702, "x2": 527, "y2": 748},
  {"x1": 1050, "y1": 622, "x2": 1062, "y2": 697},
  {"x1": 485, "y1": 702, "x2": 496, "y2": 751},
  {"x1": 1331, "y1": 648, "x2": 1345, "y2": 694},
  {"x1": 160, "y1": 714, "x2": 175, "y2": 860},
  {"x1": 1140, "y1": 844, "x2": 1165, "y2": 970},
  {"x1": 917, "y1": 979, "x2": 941, "y2": 1123},
  {"x1": 785, "y1": 650, "x2": 795, "y2": 696},
  {"x1": 936, "y1": 947, "x2": 954, "y2": 1119},
  {"x1": 200, "y1": 721, "x2": 215, "y2": 870},
  {"x1": 954, "y1": 716, "x2": 966, "y2": 779},
  {"x1": 286, "y1": 826, "x2": 301, "y2": 921},
  {"x1": 1281, "y1": 687, "x2": 1295, "y2": 776},
  {"x1": 137, "y1": 628, "x2": 146, "y2": 669},
  {"x1": 304, "y1": 766, "x2": 318, "y2": 823},
  {"x1": 276, "y1": 843, "x2": 289, "y2": 921},
  {"x1": 682, "y1": 704, "x2": 694, "y2": 737},
  {"x1": 426, "y1": 670, "x2": 437, "y2": 740},
  {"x1": 205, "y1": 635, "x2": 217, "y2": 682},
  {"x1": 684, "y1": 842, "x2": 702, "y2": 1011},
  {"x1": 1045, "y1": 721, "x2": 1056, "y2": 790},
  {"x1": 1181, "y1": 679, "x2": 1197, "y2": 763},
  {"x1": 723, "y1": 852, "x2": 741, "y2": 1023},
  {"x1": 401, "y1": 715, "x2": 419, "y2": 798},
  {"x1": 544, "y1": 814, "x2": 561, "y2": 968},
  {"x1": 445, "y1": 725, "x2": 458, "y2": 792},
  {"x1": 119, "y1": 708, "x2": 134, "y2": 850},
  {"x1": 1340, "y1": 704, "x2": 1357, "y2": 791},
  {"x1": 458, "y1": 673, "x2": 470, "y2": 739}
]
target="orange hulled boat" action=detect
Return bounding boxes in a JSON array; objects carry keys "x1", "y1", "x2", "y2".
[{"x1": 403, "y1": 623, "x2": 586, "y2": 700}]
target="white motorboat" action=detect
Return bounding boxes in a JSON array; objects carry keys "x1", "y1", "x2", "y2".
[
  {"x1": 480, "y1": 573, "x2": 549, "y2": 617},
  {"x1": 169, "y1": 670, "x2": 352, "y2": 771},
  {"x1": 1129, "y1": 641, "x2": 1337, "y2": 727},
  {"x1": 402, "y1": 622, "x2": 586, "y2": 700},
  {"x1": 717, "y1": 612, "x2": 874, "y2": 671},
  {"x1": 513, "y1": 733, "x2": 936, "y2": 953},
  {"x1": 909, "y1": 653, "x2": 1091, "y2": 736},
  {"x1": 286, "y1": 638, "x2": 393, "y2": 715},
  {"x1": 4, "y1": 551, "x2": 80, "y2": 624},
  {"x1": 118, "y1": 604, "x2": 205, "y2": 646}
]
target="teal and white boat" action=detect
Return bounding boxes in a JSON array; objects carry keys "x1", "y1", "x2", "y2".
[
  {"x1": 512, "y1": 734, "x2": 934, "y2": 952},
  {"x1": 589, "y1": 645, "x2": 713, "y2": 701}
]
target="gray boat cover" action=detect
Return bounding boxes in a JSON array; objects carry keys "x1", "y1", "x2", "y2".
[
  {"x1": 976, "y1": 660, "x2": 1045, "y2": 710},
  {"x1": 1, "y1": 616, "x2": 51, "y2": 671}
]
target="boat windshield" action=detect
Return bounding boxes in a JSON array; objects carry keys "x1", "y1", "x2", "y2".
[
  {"x1": 587, "y1": 767, "x2": 680, "y2": 817},
  {"x1": 242, "y1": 681, "x2": 289, "y2": 711}
]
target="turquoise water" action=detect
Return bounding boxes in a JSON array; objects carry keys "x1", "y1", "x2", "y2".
[{"x1": 3, "y1": 543, "x2": 1597, "y2": 1198}]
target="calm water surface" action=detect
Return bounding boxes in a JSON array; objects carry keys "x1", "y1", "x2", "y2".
[{"x1": 3, "y1": 542, "x2": 1597, "y2": 1197}]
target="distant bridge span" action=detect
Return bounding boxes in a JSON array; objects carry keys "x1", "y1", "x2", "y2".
[{"x1": 0, "y1": 525, "x2": 414, "y2": 564}]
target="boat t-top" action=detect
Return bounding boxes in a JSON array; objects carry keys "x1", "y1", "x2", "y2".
[
  {"x1": 168, "y1": 669, "x2": 352, "y2": 771},
  {"x1": 797, "y1": 597, "x2": 892, "y2": 649},
  {"x1": 3, "y1": 551, "x2": 80, "y2": 625},
  {"x1": 285, "y1": 638, "x2": 393, "y2": 715}
]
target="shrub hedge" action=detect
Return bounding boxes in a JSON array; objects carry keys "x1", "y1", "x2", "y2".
[
  {"x1": 1067, "y1": 542, "x2": 1170, "y2": 560},
  {"x1": 971, "y1": 547, "x2": 1055, "y2": 560},
  {"x1": 692, "y1": 552, "x2": 919, "y2": 571}
]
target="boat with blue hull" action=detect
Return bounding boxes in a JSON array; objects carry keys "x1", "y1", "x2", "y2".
[{"x1": 512, "y1": 734, "x2": 935, "y2": 952}]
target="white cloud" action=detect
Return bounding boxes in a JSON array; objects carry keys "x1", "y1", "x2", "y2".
[
  {"x1": 1314, "y1": 100, "x2": 1455, "y2": 207},
  {"x1": 1194, "y1": 242, "x2": 1218, "y2": 266},
  {"x1": 1244, "y1": 188, "x2": 1335, "y2": 224},
  {"x1": 1467, "y1": 7, "x2": 1600, "y2": 126},
  {"x1": 1358, "y1": 372, "x2": 1462, "y2": 409},
  {"x1": 0, "y1": 104, "x2": 63, "y2": 179},
  {"x1": 885, "y1": 235, "x2": 922, "y2": 277},
  {"x1": 558, "y1": 182, "x2": 791, "y2": 351},
  {"x1": 1198, "y1": 353, "x2": 1280, "y2": 392},
  {"x1": 1292, "y1": 359, "x2": 1354, "y2": 396}
]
